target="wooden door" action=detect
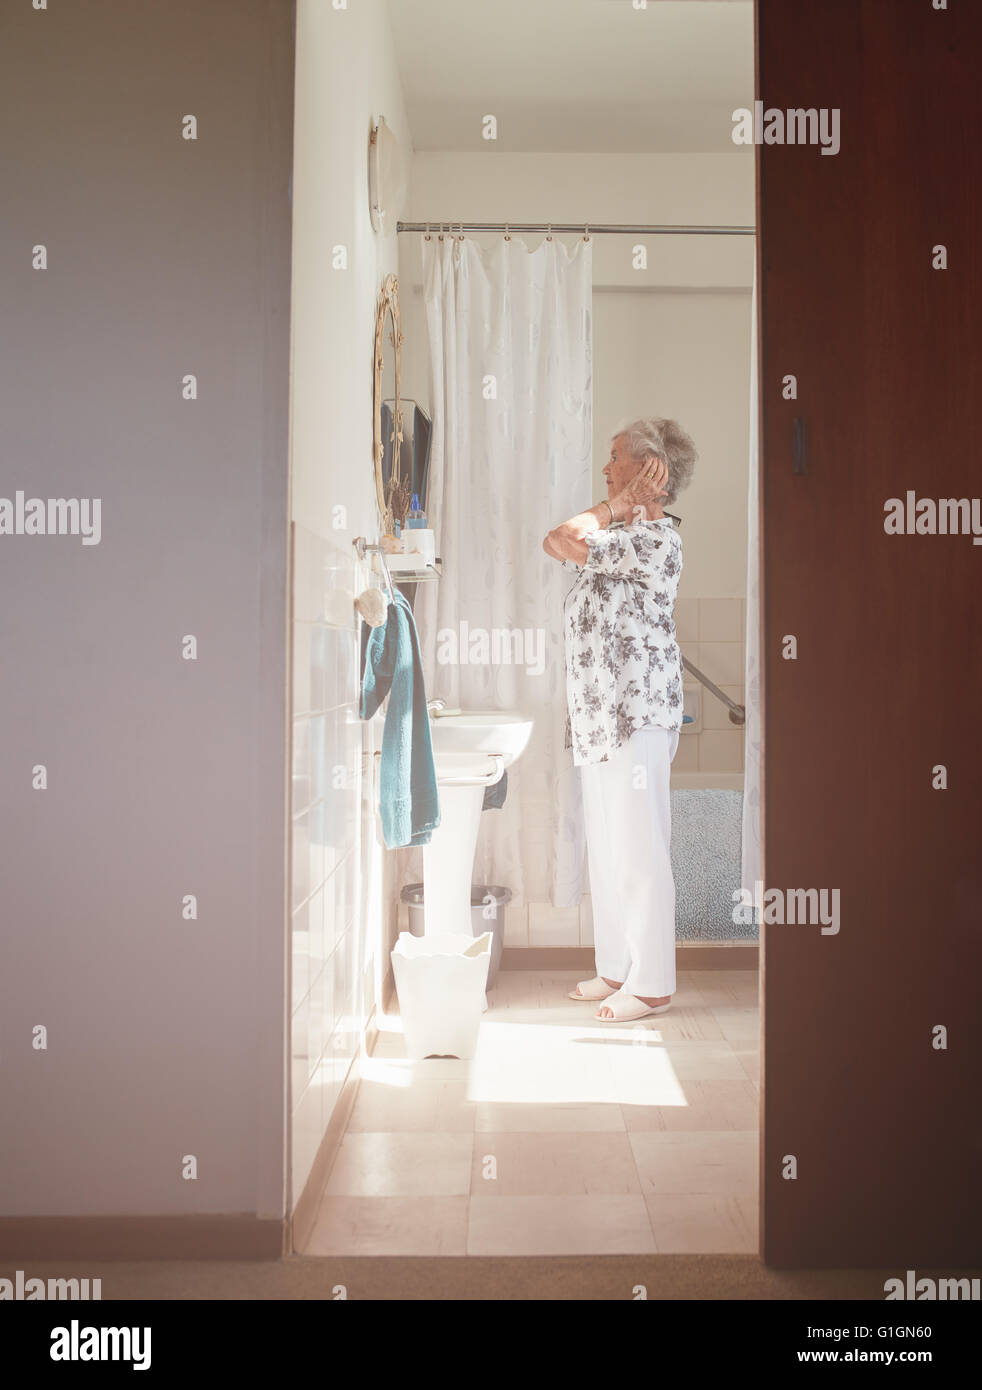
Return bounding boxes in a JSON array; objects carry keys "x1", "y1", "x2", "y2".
[{"x1": 758, "y1": 0, "x2": 982, "y2": 1267}]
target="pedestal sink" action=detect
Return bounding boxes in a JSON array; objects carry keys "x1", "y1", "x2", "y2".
[{"x1": 421, "y1": 712, "x2": 533, "y2": 937}]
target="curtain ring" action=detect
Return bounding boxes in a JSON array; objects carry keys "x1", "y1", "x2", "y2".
[
  {"x1": 504, "y1": 222, "x2": 511, "y2": 242},
  {"x1": 457, "y1": 221, "x2": 465, "y2": 241},
  {"x1": 546, "y1": 223, "x2": 553, "y2": 241},
  {"x1": 424, "y1": 222, "x2": 431, "y2": 241},
  {"x1": 437, "y1": 222, "x2": 444, "y2": 241},
  {"x1": 583, "y1": 224, "x2": 590, "y2": 242}
]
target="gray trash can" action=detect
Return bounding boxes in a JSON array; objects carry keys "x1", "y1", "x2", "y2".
[{"x1": 400, "y1": 883, "x2": 512, "y2": 988}]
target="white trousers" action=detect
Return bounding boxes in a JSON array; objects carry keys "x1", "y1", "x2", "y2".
[{"x1": 580, "y1": 727, "x2": 679, "y2": 999}]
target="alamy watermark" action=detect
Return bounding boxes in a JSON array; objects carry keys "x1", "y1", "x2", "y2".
[
  {"x1": 436, "y1": 621, "x2": 545, "y2": 677},
  {"x1": 884, "y1": 1270, "x2": 979, "y2": 1300},
  {"x1": 731, "y1": 103, "x2": 840, "y2": 156},
  {"x1": 884, "y1": 492, "x2": 982, "y2": 545},
  {"x1": 1, "y1": 1269, "x2": 102, "y2": 1299},
  {"x1": 49, "y1": 1321, "x2": 151, "y2": 1371},
  {"x1": 0, "y1": 492, "x2": 101, "y2": 544},
  {"x1": 733, "y1": 881, "x2": 840, "y2": 935}
]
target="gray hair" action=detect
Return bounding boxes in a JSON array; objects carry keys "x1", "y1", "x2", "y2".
[{"x1": 614, "y1": 416, "x2": 697, "y2": 506}]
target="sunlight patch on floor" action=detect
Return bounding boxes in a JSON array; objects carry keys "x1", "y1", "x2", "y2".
[{"x1": 369, "y1": 1010, "x2": 690, "y2": 1108}]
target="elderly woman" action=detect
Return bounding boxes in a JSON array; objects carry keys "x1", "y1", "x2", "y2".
[{"x1": 543, "y1": 418, "x2": 697, "y2": 1022}]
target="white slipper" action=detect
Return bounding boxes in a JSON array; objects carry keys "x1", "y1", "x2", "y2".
[
  {"x1": 594, "y1": 989, "x2": 671, "y2": 1022},
  {"x1": 568, "y1": 976, "x2": 619, "y2": 1001}
]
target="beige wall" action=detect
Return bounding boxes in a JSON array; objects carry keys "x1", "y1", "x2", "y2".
[
  {"x1": 594, "y1": 287, "x2": 751, "y2": 781},
  {"x1": 0, "y1": 0, "x2": 293, "y2": 1220},
  {"x1": 288, "y1": 0, "x2": 411, "y2": 1206}
]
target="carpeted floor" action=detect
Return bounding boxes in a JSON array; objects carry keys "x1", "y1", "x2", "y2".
[{"x1": 4, "y1": 1255, "x2": 965, "y2": 1300}]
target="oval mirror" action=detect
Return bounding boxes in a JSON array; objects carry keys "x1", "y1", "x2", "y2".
[{"x1": 373, "y1": 274, "x2": 404, "y2": 528}]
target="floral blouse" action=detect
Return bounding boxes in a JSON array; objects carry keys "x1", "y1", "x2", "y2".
[{"x1": 561, "y1": 518, "x2": 683, "y2": 766}]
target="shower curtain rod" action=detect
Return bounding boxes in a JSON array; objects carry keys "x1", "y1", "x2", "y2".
[{"x1": 397, "y1": 221, "x2": 756, "y2": 236}]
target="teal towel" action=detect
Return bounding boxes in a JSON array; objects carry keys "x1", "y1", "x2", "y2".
[{"x1": 359, "y1": 590, "x2": 440, "y2": 848}]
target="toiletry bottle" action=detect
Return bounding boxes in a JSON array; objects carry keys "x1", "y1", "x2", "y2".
[
  {"x1": 413, "y1": 527, "x2": 435, "y2": 567},
  {"x1": 403, "y1": 497, "x2": 434, "y2": 566}
]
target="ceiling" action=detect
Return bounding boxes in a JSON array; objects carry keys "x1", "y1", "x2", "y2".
[{"x1": 387, "y1": 0, "x2": 755, "y2": 153}]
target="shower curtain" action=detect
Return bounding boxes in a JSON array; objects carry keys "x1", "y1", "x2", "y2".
[
  {"x1": 741, "y1": 259, "x2": 762, "y2": 911},
  {"x1": 413, "y1": 233, "x2": 594, "y2": 909}
]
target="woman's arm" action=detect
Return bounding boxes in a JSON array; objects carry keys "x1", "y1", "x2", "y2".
[
  {"x1": 543, "y1": 500, "x2": 626, "y2": 565},
  {"x1": 543, "y1": 457, "x2": 669, "y2": 565}
]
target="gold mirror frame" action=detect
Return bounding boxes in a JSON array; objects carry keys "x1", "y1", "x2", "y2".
[{"x1": 373, "y1": 273, "x2": 407, "y2": 532}]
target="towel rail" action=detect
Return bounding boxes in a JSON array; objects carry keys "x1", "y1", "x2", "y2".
[
  {"x1": 375, "y1": 749, "x2": 505, "y2": 789},
  {"x1": 353, "y1": 536, "x2": 395, "y2": 598},
  {"x1": 437, "y1": 754, "x2": 505, "y2": 789}
]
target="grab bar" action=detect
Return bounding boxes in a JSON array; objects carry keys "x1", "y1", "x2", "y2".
[{"x1": 682, "y1": 655, "x2": 745, "y2": 726}]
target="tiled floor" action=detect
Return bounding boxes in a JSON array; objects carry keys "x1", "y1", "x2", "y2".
[{"x1": 302, "y1": 968, "x2": 759, "y2": 1257}]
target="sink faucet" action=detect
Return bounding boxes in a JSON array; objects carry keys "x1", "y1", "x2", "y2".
[{"x1": 427, "y1": 698, "x2": 446, "y2": 715}]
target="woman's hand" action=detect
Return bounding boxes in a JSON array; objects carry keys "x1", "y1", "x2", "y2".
[
  {"x1": 545, "y1": 454, "x2": 669, "y2": 563},
  {"x1": 611, "y1": 456, "x2": 669, "y2": 522}
]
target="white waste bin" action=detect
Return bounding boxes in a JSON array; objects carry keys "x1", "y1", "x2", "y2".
[
  {"x1": 400, "y1": 883, "x2": 511, "y2": 987},
  {"x1": 391, "y1": 930, "x2": 493, "y2": 1060}
]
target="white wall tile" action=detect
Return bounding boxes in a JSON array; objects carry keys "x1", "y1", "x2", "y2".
[
  {"x1": 314, "y1": 958, "x2": 333, "y2": 1060},
  {"x1": 291, "y1": 995, "x2": 310, "y2": 1111},
  {"x1": 698, "y1": 641, "x2": 745, "y2": 687},
  {"x1": 326, "y1": 856, "x2": 346, "y2": 956},
  {"x1": 293, "y1": 526, "x2": 312, "y2": 625},
  {"x1": 311, "y1": 541, "x2": 331, "y2": 626},
  {"x1": 331, "y1": 1013, "x2": 358, "y2": 1070},
  {"x1": 292, "y1": 809, "x2": 310, "y2": 911},
  {"x1": 291, "y1": 715, "x2": 311, "y2": 815},
  {"x1": 673, "y1": 595, "x2": 699, "y2": 642},
  {"x1": 699, "y1": 729, "x2": 745, "y2": 772},
  {"x1": 308, "y1": 799, "x2": 326, "y2": 895},
  {"x1": 338, "y1": 628, "x2": 359, "y2": 707},
  {"x1": 699, "y1": 597, "x2": 742, "y2": 643},
  {"x1": 333, "y1": 850, "x2": 354, "y2": 938},
  {"x1": 330, "y1": 933, "x2": 349, "y2": 1032},
  {"x1": 309, "y1": 712, "x2": 328, "y2": 804},
  {"x1": 343, "y1": 704, "x2": 363, "y2": 792},
  {"x1": 702, "y1": 684, "x2": 746, "y2": 731},
  {"x1": 528, "y1": 902, "x2": 580, "y2": 947},
  {"x1": 292, "y1": 621, "x2": 311, "y2": 718},
  {"x1": 307, "y1": 883, "x2": 325, "y2": 975},
  {"x1": 321, "y1": 624, "x2": 342, "y2": 711},
  {"x1": 310, "y1": 623, "x2": 327, "y2": 713},
  {"x1": 291, "y1": 899, "x2": 311, "y2": 1013},
  {"x1": 308, "y1": 529, "x2": 325, "y2": 627},
  {"x1": 307, "y1": 965, "x2": 326, "y2": 1076}
]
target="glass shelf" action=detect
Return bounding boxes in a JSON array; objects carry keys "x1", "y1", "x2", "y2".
[{"x1": 388, "y1": 559, "x2": 442, "y2": 585}]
